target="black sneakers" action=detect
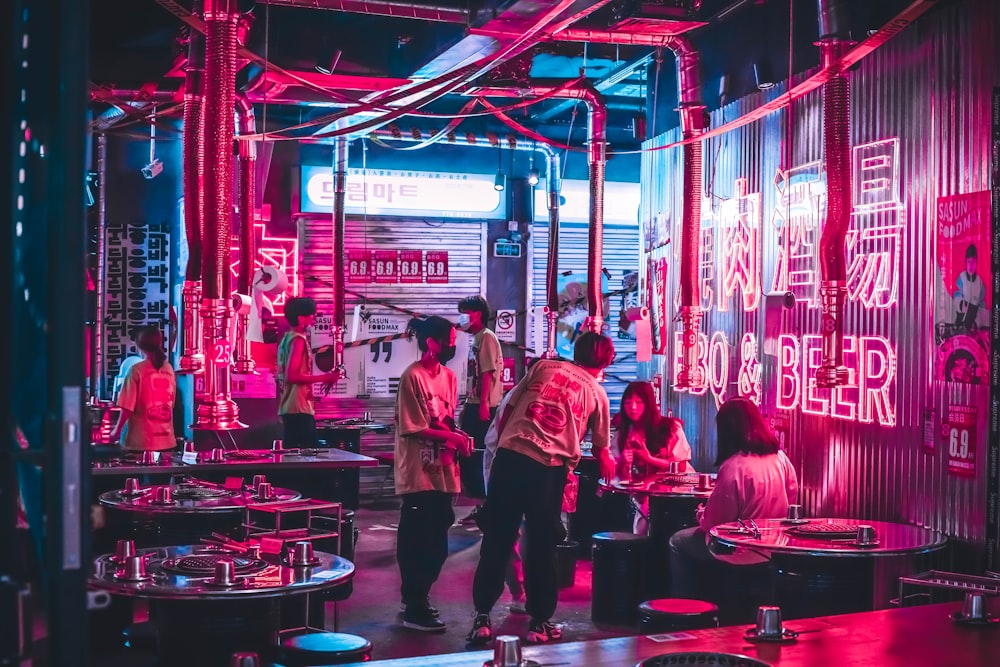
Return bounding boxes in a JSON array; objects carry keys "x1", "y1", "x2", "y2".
[
  {"x1": 402, "y1": 606, "x2": 446, "y2": 632},
  {"x1": 525, "y1": 619, "x2": 562, "y2": 644},
  {"x1": 399, "y1": 598, "x2": 440, "y2": 616},
  {"x1": 466, "y1": 612, "x2": 493, "y2": 645}
]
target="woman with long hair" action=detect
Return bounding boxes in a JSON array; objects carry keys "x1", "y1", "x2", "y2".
[
  {"x1": 110, "y1": 326, "x2": 177, "y2": 451},
  {"x1": 668, "y1": 397, "x2": 798, "y2": 597},
  {"x1": 615, "y1": 381, "x2": 694, "y2": 481}
]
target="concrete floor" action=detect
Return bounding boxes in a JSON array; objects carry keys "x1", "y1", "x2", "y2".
[{"x1": 332, "y1": 497, "x2": 634, "y2": 661}]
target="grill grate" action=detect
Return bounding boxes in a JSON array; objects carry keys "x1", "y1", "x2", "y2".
[{"x1": 160, "y1": 554, "x2": 270, "y2": 576}]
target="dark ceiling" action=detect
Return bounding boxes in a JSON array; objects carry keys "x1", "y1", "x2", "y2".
[{"x1": 88, "y1": 0, "x2": 917, "y2": 153}]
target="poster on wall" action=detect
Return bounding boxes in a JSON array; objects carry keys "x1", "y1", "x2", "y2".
[
  {"x1": 617, "y1": 271, "x2": 639, "y2": 340},
  {"x1": 554, "y1": 272, "x2": 609, "y2": 359},
  {"x1": 934, "y1": 191, "x2": 991, "y2": 384},
  {"x1": 647, "y1": 257, "x2": 667, "y2": 355},
  {"x1": 943, "y1": 404, "x2": 977, "y2": 478},
  {"x1": 103, "y1": 221, "x2": 171, "y2": 392}
]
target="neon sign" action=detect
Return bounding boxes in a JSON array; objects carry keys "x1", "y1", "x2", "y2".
[
  {"x1": 777, "y1": 334, "x2": 896, "y2": 426},
  {"x1": 707, "y1": 331, "x2": 730, "y2": 408},
  {"x1": 770, "y1": 161, "x2": 823, "y2": 306},
  {"x1": 737, "y1": 333, "x2": 761, "y2": 405},
  {"x1": 229, "y1": 217, "x2": 298, "y2": 315},
  {"x1": 718, "y1": 179, "x2": 761, "y2": 311}
]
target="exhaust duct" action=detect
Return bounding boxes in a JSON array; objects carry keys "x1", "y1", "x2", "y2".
[
  {"x1": 330, "y1": 136, "x2": 348, "y2": 372},
  {"x1": 233, "y1": 93, "x2": 257, "y2": 374},
  {"x1": 179, "y1": 0, "x2": 206, "y2": 375},
  {"x1": 815, "y1": 0, "x2": 853, "y2": 388},
  {"x1": 195, "y1": 0, "x2": 244, "y2": 431}
]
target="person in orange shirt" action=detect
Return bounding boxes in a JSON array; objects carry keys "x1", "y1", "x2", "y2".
[
  {"x1": 110, "y1": 326, "x2": 176, "y2": 451},
  {"x1": 467, "y1": 332, "x2": 616, "y2": 646}
]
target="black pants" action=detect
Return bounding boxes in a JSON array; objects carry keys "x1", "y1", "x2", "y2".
[
  {"x1": 281, "y1": 413, "x2": 316, "y2": 448},
  {"x1": 459, "y1": 404, "x2": 496, "y2": 499},
  {"x1": 397, "y1": 491, "x2": 456, "y2": 608},
  {"x1": 473, "y1": 448, "x2": 566, "y2": 621}
]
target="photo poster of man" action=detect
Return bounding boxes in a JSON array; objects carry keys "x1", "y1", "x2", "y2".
[
  {"x1": 617, "y1": 270, "x2": 640, "y2": 340},
  {"x1": 555, "y1": 271, "x2": 609, "y2": 359},
  {"x1": 934, "y1": 191, "x2": 991, "y2": 385}
]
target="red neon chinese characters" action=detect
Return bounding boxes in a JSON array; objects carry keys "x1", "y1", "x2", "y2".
[
  {"x1": 771, "y1": 162, "x2": 823, "y2": 307},
  {"x1": 672, "y1": 331, "x2": 709, "y2": 396},
  {"x1": 718, "y1": 179, "x2": 761, "y2": 311},
  {"x1": 737, "y1": 333, "x2": 761, "y2": 405},
  {"x1": 707, "y1": 331, "x2": 730, "y2": 408},
  {"x1": 776, "y1": 335, "x2": 895, "y2": 427},
  {"x1": 845, "y1": 138, "x2": 904, "y2": 309}
]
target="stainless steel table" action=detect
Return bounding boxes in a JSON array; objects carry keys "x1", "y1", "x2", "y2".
[{"x1": 91, "y1": 447, "x2": 379, "y2": 476}]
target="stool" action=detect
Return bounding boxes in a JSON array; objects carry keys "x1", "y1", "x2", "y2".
[
  {"x1": 274, "y1": 631, "x2": 372, "y2": 666},
  {"x1": 591, "y1": 531, "x2": 650, "y2": 626},
  {"x1": 374, "y1": 453, "x2": 395, "y2": 497},
  {"x1": 637, "y1": 598, "x2": 720, "y2": 634}
]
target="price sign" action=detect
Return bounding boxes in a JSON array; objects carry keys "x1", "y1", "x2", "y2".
[
  {"x1": 944, "y1": 404, "x2": 977, "y2": 477},
  {"x1": 373, "y1": 250, "x2": 399, "y2": 284},
  {"x1": 398, "y1": 250, "x2": 423, "y2": 284},
  {"x1": 502, "y1": 357, "x2": 516, "y2": 391},
  {"x1": 346, "y1": 250, "x2": 372, "y2": 283},
  {"x1": 425, "y1": 251, "x2": 449, "y2": 284}
]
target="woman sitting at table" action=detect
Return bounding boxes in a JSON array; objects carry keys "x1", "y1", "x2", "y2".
[
  {"x1": 668, "y1": 396, "x2": 798, "y2": 597},
  {"x1": 614, "y1": 381, "x2": 694, "y2": 533}
]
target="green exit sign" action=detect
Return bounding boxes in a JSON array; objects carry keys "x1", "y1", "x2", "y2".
[{"x1": 493, "y1": 241, "x2": 522, "y2": 258}]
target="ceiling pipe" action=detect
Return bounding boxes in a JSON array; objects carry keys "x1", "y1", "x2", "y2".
[
  {"x1": 179, "y1": 0, "x2": 206, "y2": 376},
  {"x1": 233, "y1": 92, "x2": 258, "y2": 375},
  {"x1": 196, "y1": 0, "x2": 245, "y2": 432},
  {"x1": 256, "y1": 0, "x2": 471, "y2": 23},
  {"x1": 815, "y1": 0, "x2": 853, "y2": 388},
  {"x1": 470, "y1": 81, "x2": 607, "y2": 334},
  {"x1": 369, "y1": 128, "x2": 562, "y2": 356}
]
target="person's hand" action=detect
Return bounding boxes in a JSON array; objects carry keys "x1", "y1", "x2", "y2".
[
  {"x1": 598, "y1": 450, "x2": 616, "y2": 484},
  {"x1": 478, "y1": 402, "x2": 491, "y2": 422},
  {"x1": 451, "y1": 431, "x2": 473, "y2": 457},
  {"x1": 621, "y1": 447, "x2": 634, "y2": 466},
  {"x1": 323, "y1": 369, "x2": 344, "y2": 383},
  {"x1": 695, "y1": 503, "x2": 706, "y2": 524}
]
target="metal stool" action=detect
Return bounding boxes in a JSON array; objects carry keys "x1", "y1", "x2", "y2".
[
  {"x1": 274, "y1": 631, "x2": 372, "y2": 666},
  {"x1": 591, "y1": 531, "x2": 651, "y2": 626},
  {"x1": 637, "y1": 598, "x2": 720, "y2": 634}
]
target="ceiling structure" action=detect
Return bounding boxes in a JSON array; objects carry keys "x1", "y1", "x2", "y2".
[{"x1": 89, "y1": 0, "x2": 918, "y2": 155}]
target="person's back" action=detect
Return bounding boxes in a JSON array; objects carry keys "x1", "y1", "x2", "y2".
[{"x1": 701, "y1": 450, "x2": 797, "y2": 531}]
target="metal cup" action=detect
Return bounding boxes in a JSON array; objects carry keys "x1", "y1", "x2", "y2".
[
  {"x1": 154, "y1": 486, "x2": 173, "y2": 504},
  {"x1": 229, "y1": 652, "x2": 261, "y2": 667},
  {"x1": 363, "y1": 412, "x2": 372, "y2": 423},
  {"x1": 492, "y1": 635, "x2": 523, "y2": 667},
  {"x1": 272, "y1": 439, "x2": 283, "y2": 451},
  {"x1": 184, "y1": 441, "x2": 196, "y2": 453},
  {"x1": 117, "y1": 554, "x2": 147, "y2": 581},
  {"x1": 114, "y1": 539, "x2": 135, "y2": 562},
  {"x1": 123, "y1": 478, "x2": 140, "y2": 495},
  {"x1": 755, "y1": 605, "x2": 784, "y2": 638},
  {"x1": 256, "y1": 482, "x2": 272, "y2": 500},
  {"x1": 252, "y1": 474, "x2": 267, "y2": 492},
  {"x1": 856, "y1": 524, "x2": 877, "y2": 545},
  {"x1": 245, "y1": 544, "x2": 261, "y2": 560},
  {"x1": 291, "y1": 541, "x2": 314, "y2": 565},
  {"x1": 140, "y1": 450, "x2": 157, "y2": 465},
  {"x1": 668, "y1": 461, "x2": 681, "y2": 474},
  {"x1": 787, "y1": 504, "x2": 803, "y2": 520},
  {"x1": 213, "y1": 558, "x2": 236, "y2": 586},
  {"x1": 698, "y1": 473, "x2": 712, "y2": 490},
  {"x1": 209, "y1": 448, "x2": 226, "y2": 462},
  {"x1": 962, "y1": 592, "x2": 986, "y2": 620}
]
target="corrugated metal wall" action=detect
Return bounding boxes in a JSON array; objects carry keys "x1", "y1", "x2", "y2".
[
  {"x1": 641, "y1": 0, "x2": 997, "y2": 555},
  {"x1": 297, "y1": 214, "x2": 487, "y2": 493},
  {"x1": 530, "y1": 221, "x2": 640, "y2": 411}
]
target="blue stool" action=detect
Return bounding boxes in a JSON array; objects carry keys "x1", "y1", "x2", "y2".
[{"x1": 274, "y1": 631, "x2": 372, "y2": 666}]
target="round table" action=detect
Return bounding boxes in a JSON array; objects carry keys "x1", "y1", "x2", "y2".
[
  {"x1": 90, "y1": 545, "x2": 354, "y2": 665},
  {"x1": 709, "y1": 518, "x2": 948, "y2": 618},
  {"x1": 598, "y1": 474, "x2": 715, "y2": 596}
]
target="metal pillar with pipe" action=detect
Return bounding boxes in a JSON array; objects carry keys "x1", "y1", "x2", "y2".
[
  {"x1": 815, "y1": 0, "x2": 853, "y2": 388},
  {"x1": 330, "y1": 135, "x2": 349, "y2": 374},
  {"x1": 195, "y1": 0, "x2": 244, "y2": 431},
  {"x1": 91, "y1": 133, "x2": 108, "y2": 399},
  {"x1": 666, "y1": 36, "x2": 708, "y2": 391},
  {"x1": 179, "y1": 0, "x2": 206, "y2": 375},
  {"x1": 233, "y1": 93, "x2": 258, "y2": 374}
]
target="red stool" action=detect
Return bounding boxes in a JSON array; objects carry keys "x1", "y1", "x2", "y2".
[{"x1": 637, "y1": 598, "x2": 720, "y2": 634}]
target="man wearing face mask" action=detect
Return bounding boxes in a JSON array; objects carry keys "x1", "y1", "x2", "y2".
[
  {"x1": 275, "y1": 297, "x2": 342, "y2": 447},
  {"x1": 456, "y1": 295, "x2": 504, "y2": 517},
  {"x1": 395, "y1": 316, "x2": 472, "y2": 632}
]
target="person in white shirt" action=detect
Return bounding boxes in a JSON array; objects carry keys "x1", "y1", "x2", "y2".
[{"x1": 669, "y1": 397, "x2": 798, "y2": 597}]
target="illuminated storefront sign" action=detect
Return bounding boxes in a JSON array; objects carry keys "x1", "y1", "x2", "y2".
[
  {"x1": 669, "y1": 138, "x2": 903, "y2": 427},
  {"x1": 533, "y1": 179, "x2": 641, "y2": 226},
  {"x1": 301, "y1": 167, "x2": 505, "y2": 219}
]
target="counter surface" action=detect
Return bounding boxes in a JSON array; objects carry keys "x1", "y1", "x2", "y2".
[
  {"x1": 341, "y1": 601, "x2": 998, "y2": 666},
  {"x1": 91, "y1": 447, "x2": 379, "y2": 476}
]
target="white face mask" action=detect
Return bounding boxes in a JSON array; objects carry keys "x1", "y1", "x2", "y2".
[{"x1": 457, "y1": 313, "x2": 472, "y2": 330}]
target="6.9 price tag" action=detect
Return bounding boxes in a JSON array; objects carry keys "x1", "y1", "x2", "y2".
[
  {"x1": 346, "y1": 250, "x2": 372, "y2": 283},
  {"x1": 373, "y1": 250, "x2": 399, "y2": 284},
  {"x1": 398, "y1": 250, "x2": 423, "y2": 284},
  {"x1": 944, "y1": 404, "x2": 976, "y2": 478},
  {"x1": 425, "y1": 251, "x2": 449, "y2": 284}
]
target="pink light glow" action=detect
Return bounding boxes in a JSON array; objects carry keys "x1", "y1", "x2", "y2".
[
  {"x1": 718, "y1": 179, "x2": 761, "y2": 312},
  {"x1": 737, "y1": 332, "x2": 761, "y2": 405},
  {"x1": 228, "y1": 217, "x2": 298, "y2": 315},
  {"x1": 707, "y1": 331, "x2": 730, "y2": 408}
]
